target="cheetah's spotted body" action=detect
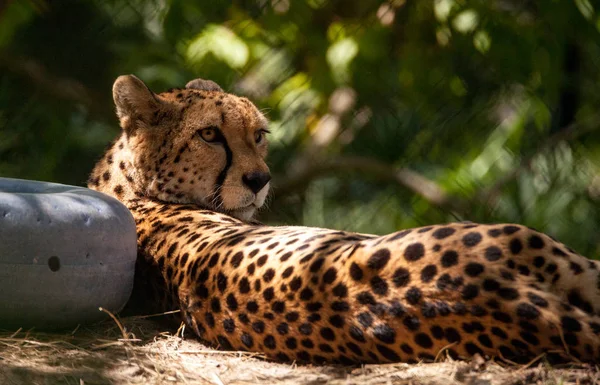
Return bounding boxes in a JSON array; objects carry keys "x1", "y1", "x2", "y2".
[{"x1": 90, "y1": 75, "x2": 600, "y2": 364}]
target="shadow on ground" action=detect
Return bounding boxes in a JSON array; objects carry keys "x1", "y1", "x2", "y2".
[{"x1": 0, "y1": 316, "x2": 598, "y2": 385}]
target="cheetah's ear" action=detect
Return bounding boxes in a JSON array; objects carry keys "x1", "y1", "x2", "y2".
[
  {"x1": 185, "y1": 78, "x2": 223, "y2": 92},
  {"x1": 112, "y1": 75, "x2": 163, "y2": 129}
]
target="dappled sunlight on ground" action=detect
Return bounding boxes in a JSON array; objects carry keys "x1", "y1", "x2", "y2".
[{"x1": 0, "y1": 316, "x2": 598, "y2": 385}]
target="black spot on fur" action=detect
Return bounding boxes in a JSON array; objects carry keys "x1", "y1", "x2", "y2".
[
  {"x1": 484, "y1": 246, "x2": 503, "y2": 261},
  {"x1": 509, "y1": 239, "x2": 523, "y2": 254},
  {"x1": 404, "y1": 243, "x2": 425, "y2": 262},
  {"x1": 349, "y1": 325, "x2": 366, "y2": 343},
  {"x1": 373, "y1": 324, "x2": 396, "y2": 344},
  {"x1": 527, "y1": 292, "x2": 549, "y2": 308},
  {"x1": 420, "y1": 264, "x2": 438, "y2": 283},
  {"x1": 332, "y1": 283, "x2": 348, "y2": 297},
  {"x1": 272, "y1": 301, "x2": 285, "y2": 313},
  {"x1": 309, "y1": 258, "x2": 324, "y2": 272},
  {"x1": 226, "y1": 294, "x2": 238, "y2": 311},
  {"x1": 320, "y1": 327, "x2": 335, "y2": 341},
  {"x1": 503, "y1": 225, "x2": 520, "y2": 234},
  {"x1": 389, "y1": 301, "x2": 406, "y2": 318},
  {"x1": 356, "y1": 291, "x2": 377, "y2": 305},
  {"x1": 414, "y1": 333, "x2": 433, "y2": 348},
  {"x1": 520, "y1": 331, "x2": 539, "y2": 346},
  {"x1": 436, "y1": 273, "x2": 451, "y2": 290},
  {"x1": 462, "y1": 232, "x2": 482, "y2": 247},
  {"x1": 368, "y1": 249, "x2": 391, "y2": 270},
  {"x1": 241, "y1": 333, "x2": 254, "y2": 348},
  {"x1": 246, "y1": 301, "x2": 259, "y2": 313},
  {"x1": 516, "y1": 303, "x2": 540, "y2": 320},
  {"x1": 210, "y1": 298, "x2": 221, "y2": 313},
  {"x1": 263, "y1": 268, "x2": 275, "y2": 282},
  {"x1": 299, "y1": 323, "x2": 313, "y2": 335},
  {"x1": 501, "y1": 270, "x2": 515, "y2": 281},
  {"x1": 230, "y1": 251, "x2": 243, "y2": 267},
  {"x1": 465, "y1": 342, "x2": 484, "y2": 356},
  {"x1": 257, "y1": 255, "x2": 268, "y2": 267},
  {"x1": 532, "y1": 256, "x2": 545, "y2": 268},
  {"x1": 482, "y1": 278, "x2": 500, "y2": 291},
  {"x1": 405, "y1": 287, "x2": 422, "y2": 304},
  {"x1": 461, "y1": 284, "x2": 479, "y2": 300},
  {"x1": 517, "y1": 265, "x2": 530, "y2": 276},
  {"x1": 497, "y1": 287, "x2": 520, "y2": 300},
  {"x1": 392, "y1": 268, "x2": 411, "y2": 287},
  {"x1": 421, "y1": 302, "x2": 437, "y2": 318},
  {"x1": 263, "y1": 287, "x2": 275, "y2": 301},
  {"x1": 113, "y1": 185, "x2": 123, "y2": 196},
  {"x1": 222, "y1": 318, "x2": 235, "y2": 333},
  {"x1": 329, "y1": 314, "x2": 345, "y2": 328},
  {"x1": 470, "y1": 305, "x2": 488, "y2": 317},
  {"x1": 331, "y1": 301, "x2": 350, "y2": 312},
  {"x1": 350, "y1": 263, "x2": 363, "y2": 281},
  {"x1": 488, "y1": 228, "x2": 501, "y2": 237},
  {"x1": 216, "y1": 335, "x2": 232, "y2": 350},
  {"x1": 492, "y1": 311, "x2": 512, "y2": 323},
  {"x1": 491, "y1": 327, "x2": 508, "y2": 339},
  {"x1": 263, "y1": 335, "x2": 276, "y2": 349},
  {"x1": 528, "y1": 235, "x2": 545, "y2": 249},
  {"x1": 445, "y1": 327, "x2": 461, "y2": 343},
  {"x1": 300, "y1": 287, "x2": 314, "y2": 301},
  {"x1": 282, "y1": 266, "x2": 294, "y2": 279},
  {"x1": 561, "y1": 316, "x2": 582, "y2": 332},
  {"x1": 238, "y1": 277, "x2": 250, "y2": 293},
  {"x1": 552, "y1": 247, "x2": 568, "y2": 257},
  {"x1": 357, "y1": 312, "x2": 374, "y2": 328},
  {"x1": 464, "y1": 263, "x2": 485, "y2": 277},
  {"x1": 567, "y1": 290, "x2": 594, "y2": 314},
  {"x1": 430, "y1": 325, "x2": 444, "y2": 340},
  {"x1": 569, "y1": 262, "x2": 583, "y2": 275},
  {"x1": 432, "y1": 227, "x2": 456, "y2": 239},
  {"x1": 376, "y1": 344, "x2": 400, "y2": 361},
  {"x1": 323, "y1": 267, "x2": 337, "y2": 284},
  {"x1": 441, "y1": 250, "x2": 459, "y2": 267},
  {"x1": 403, "y1": 315, "x2": 420, "y2": 331},
  {"x1": 370, "y1": 276, "x2": 389, "y2": 296}
]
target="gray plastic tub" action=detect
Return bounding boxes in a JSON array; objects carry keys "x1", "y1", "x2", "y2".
[{"x1": 0, "y1": 177, "x2": 137, "y2": 329}]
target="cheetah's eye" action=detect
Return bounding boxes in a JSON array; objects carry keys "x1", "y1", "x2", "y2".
[
  {"x1": 198, "y1": 127, "x2": 222, "y2": 143},
  {"x1": 254, "y1": 129, "x2": 270, "y2": 144}
]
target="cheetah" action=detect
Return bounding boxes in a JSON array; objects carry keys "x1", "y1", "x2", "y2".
[{"x1": 89, "y1": 75, "x2": 600, "y2": 364}]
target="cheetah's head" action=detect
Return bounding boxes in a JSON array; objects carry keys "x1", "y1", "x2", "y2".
[{"x1": 112, "y1": 75, "x2": 270, "y2": 221}]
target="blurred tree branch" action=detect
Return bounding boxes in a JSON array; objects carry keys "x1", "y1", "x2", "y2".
[
  {"x1": 273, "y1": 156, "x2": 468, "y2": 213},
  {"x1": 274, "y1": 115, "x2": 600, "y2": 216},
  {"x1": 477, "y1": 115, "x2": 600, "y2": 207},
  {"x1": 0, "y1": 52, "x2": 111, "y2": 119}
]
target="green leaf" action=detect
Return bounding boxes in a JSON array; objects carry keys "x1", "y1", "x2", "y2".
[{"x1": 186, "y1": 24, "x2": 249, "y2": 69}]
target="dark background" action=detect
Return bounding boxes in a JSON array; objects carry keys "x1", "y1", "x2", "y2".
[{"x1": 1, "y1": 0, "x2": 599, "y2": 257}]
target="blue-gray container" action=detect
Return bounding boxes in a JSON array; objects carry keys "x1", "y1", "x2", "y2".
[{"x1": 0, "y1": 177, "x2": 137, "y2": 329}]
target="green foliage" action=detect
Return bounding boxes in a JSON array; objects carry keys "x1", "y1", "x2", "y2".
[{"x1": 0, "y1": 0, "x2": 599, "y2": 257}]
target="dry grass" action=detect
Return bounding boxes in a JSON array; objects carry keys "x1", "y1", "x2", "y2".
[{"x1": 0, "y1": 312, "x2": 598, "y2": 385}]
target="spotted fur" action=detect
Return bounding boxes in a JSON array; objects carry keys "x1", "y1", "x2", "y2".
[{"x1": 89, "y1": 75, "x2": 600, "y2": 364}]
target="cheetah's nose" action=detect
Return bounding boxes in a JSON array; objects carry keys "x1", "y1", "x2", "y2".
[{"x1": 242, "y1": 172, "x2": 271, "y2": 194}]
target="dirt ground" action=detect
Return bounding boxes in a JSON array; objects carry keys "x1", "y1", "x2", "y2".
[{"x1": 0, "y1": 313, "x2": 598, "y2": 385}]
